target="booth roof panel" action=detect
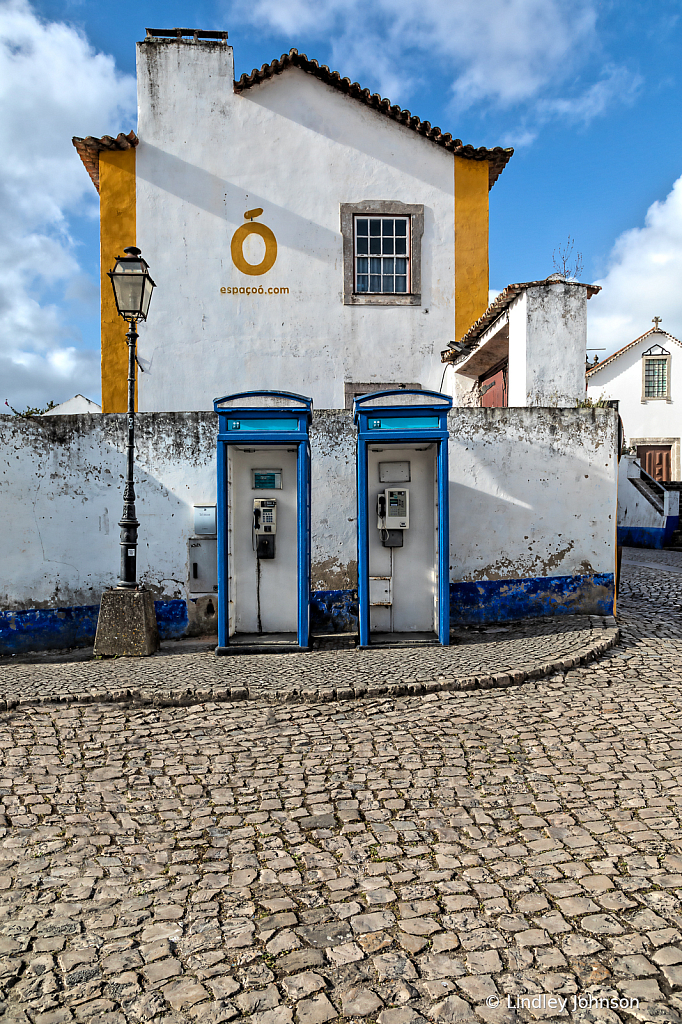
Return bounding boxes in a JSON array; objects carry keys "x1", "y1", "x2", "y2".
[
  {"x1": 214, "y1": 391, "x2": 313, "y2": 410},
  {"x1": 354, "y1": 389, "x2": 452, "y2": 410}
]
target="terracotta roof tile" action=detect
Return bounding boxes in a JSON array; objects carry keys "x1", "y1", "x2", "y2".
[
  {"x1": 586, "y1": 326, "x2": 682, "y2": 377},
  {"x1": 235, "y1": 49, "x2": 513, "y2": 189},
  {"x1": 72, "y1": 131, "x2": 138, "y2": 193},
  {"x1": 74, "y1": 50, "x2": 514, "y2": 193},
  {"x1": 441, "y1": 275, "x2": 601, "y2": 363}
]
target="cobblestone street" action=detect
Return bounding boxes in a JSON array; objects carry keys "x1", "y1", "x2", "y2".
[
  {"x1": 2, "y1": 552, "x2": 682, "y2": 1024},
  {"x1": 0, "y1": 615, "x2": 618, "y2": 710}
]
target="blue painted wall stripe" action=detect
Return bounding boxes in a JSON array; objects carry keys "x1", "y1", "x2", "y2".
[
  {"x1": 310, "y1": 590, "x2": 358, "y2": 633},
  {"x1": 153, "y1": 600, "x2": 189, "y2": 639},
  {"x1": 0, "y1": 605, "x2": 101, "y2": 655},
  {"x1": 1, "y1": 572, "x2": 614, "y2": 654},
  {"x1": 1, "y1": 599, "x2": 189, "y2": 655},
  {"x1": 449, "y1": 572, "x2": 615, "y2": 625},
  {"x1": 617, "y1": 526, "x2": 665, "y2": 549}
]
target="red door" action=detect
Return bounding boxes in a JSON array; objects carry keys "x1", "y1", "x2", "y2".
[
  {"x1": 637, "y1": 445, "x2": 671, "y2": 482},
  {"x1": 480, "y1": 362, "x2": 508, "y2": 408}
]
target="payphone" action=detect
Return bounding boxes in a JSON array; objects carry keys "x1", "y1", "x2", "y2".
[
  {"x1": 377, "y1": 486, "x2": 410, "y2": 546},
  {"x1": 214, "y1": 391, "x2": 312, "y2": 654},
  {"x1": 253, "y1": 498, "x2": 277, "y2": 559},
  {"x1": 376, "y1": 487, "x2": 410, "y2": 546},
  {"x1": 354, "y1": 389, "x2": 451, "y2": 647}
]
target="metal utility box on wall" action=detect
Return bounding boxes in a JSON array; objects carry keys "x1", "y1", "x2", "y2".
[
  {"x1": 193, "y1": 505, "x2": 217, "y2": 535},
  {"x1": 188, "y1": 538, "x2": 218, "y2": 593},
  {"x1": 213, "y1": 391, "x2": 313, "y2": 654},
  {"x1": 379, "y1": 461, "x2": 411, "y2": 483},
  {"x1": 354, "y1": 389, "x2": 451, "y2": 647}
]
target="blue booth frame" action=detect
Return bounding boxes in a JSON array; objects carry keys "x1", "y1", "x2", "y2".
[
  {"x1": 353, "y1": 389, "x2": 452, "y2": 648},
  {"x1": 213, "y1": 391, "x2": 313, "y2": 654}
]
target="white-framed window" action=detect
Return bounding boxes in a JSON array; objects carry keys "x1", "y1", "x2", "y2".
[
  {"x1": 340, "y1": 201, "x2": 423, "y2": 306},
  {"x1": 641, "y1": 344, "x2": 671, "y2": 401},
  {"x1": 354, "y1": 216, "x2": 410, "y2": 295}
]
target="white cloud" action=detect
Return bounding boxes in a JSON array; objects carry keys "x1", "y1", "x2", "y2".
[
  {"x1": 539, "y1": 65, "x2": 641, "y2": 124},
  {"x1": 588, "y1": 174, "x2": 682, "y2": 355},
  {"x1": 0, "y1": 0, "x2": 135, "y2": 411},
  {"x1": 228, "y1": 0, "x2": 632, "y2": 128},
  {"x1": 502, "y1": 64, "x2": 642, "y2": 148}
]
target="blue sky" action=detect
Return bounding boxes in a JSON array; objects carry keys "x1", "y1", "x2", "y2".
[{"x1": 3, "y1": 0, "x2": 682, "y2": 407}]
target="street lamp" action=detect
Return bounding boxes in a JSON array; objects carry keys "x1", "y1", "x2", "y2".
[{"x1": 107, "y1": 246, "x2": 155, "y2": 588}]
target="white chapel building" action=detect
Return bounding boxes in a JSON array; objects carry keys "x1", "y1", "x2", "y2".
[{"x1": 586, "y1": 320, "x2": 682, "y2": 481}]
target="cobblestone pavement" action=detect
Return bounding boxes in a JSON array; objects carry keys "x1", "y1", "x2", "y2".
[
  {"x1": 622, "y1": 548, "x2": 682, "y2": 568},
  {"x1": 0, "y1": 615, "x2": 618, "y2": 709},
  {"x1": 2, "y1": 555, "x2": 682, "y2": 1024}
]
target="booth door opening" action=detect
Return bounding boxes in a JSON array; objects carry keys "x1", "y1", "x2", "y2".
[
  {"x1": 228, "y1": 446, "x2": 298, "y2": 635},
  {"x1": 367, "y1": 445, "x2": 437, "y2": 634}
]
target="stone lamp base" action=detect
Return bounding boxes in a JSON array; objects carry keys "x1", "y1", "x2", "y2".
[{"x1": 94, "y1": 588, "x2": 160, "y2": 657}]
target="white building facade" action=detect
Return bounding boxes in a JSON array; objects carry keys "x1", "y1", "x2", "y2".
[
  {"x1": 587, "y1": 324, "x2": 682, "y2": 481},
  {"x1": 74, "y1": 31, "x2": 510, "y2": 415}
]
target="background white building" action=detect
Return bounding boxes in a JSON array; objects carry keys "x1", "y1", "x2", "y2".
[{"x1": 587, "y1": 322, "x2": 682, "y2": 481}]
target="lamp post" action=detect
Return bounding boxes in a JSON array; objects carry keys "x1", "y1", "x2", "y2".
[
  {"x1": 93, "y1": 247, "x2": 158, "y2": 658},
  {"x1": 107, "y1": 247, "x2": 155, "y2": 588}
]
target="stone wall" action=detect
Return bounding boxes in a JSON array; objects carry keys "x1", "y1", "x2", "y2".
[{"x1": 0, "y1": 406, "x2": 617, "y2": 651}]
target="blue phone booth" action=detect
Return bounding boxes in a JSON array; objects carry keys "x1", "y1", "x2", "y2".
[
  {"x1": 214, "y1": 391, "x2": 312, "y2": 654},
  {"x1": 353, "y1": 390, "x2": 452, "y2": 648}
]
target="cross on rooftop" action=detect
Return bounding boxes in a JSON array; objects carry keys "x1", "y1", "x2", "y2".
[{"x1": 653, "y1": 316, "x2": 662, "y2": 329}]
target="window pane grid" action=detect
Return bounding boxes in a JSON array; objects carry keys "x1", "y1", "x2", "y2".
[
  {"x1": 645, "y1": 357, "x2": 668, "y2": 398},
  {"x1": 355, "y1": 217, "x2": 409, "y2": 293}
]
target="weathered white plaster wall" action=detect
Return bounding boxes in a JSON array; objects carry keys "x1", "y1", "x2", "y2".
[
  {"x1": 447, "y1": 407, "x2": 617, "y2": 581},
  {"x1": 507, "y1": 284, "x2": 588, "y2": 407},
  {"x1": 135, "y1": 41, "x2": 455, "y2": 411},
  {"x1": 587, "y1": 331, "x2": 682, "y2": 477},
  {"x1": 446, "y1": 367, "x2": 481, "y2": 407},
  {"x1": 309, "y1": 412, "x2": 357, "y2": 591},
  {"x1": 1, "y1": 408, "x2": 616, "y2": 624},
  {"x1": 0, "y1": 413, "x2": 218, "y2": 632}
]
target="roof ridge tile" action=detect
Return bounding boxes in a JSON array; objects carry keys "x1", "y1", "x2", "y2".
[
  {"x1": 586, "y1": 326, "x2": 682, "y2": 376},
  {"x1": 74, "y1": 50, "x2": 513, "y2": 193},
  {"x1": 443, "y1": 276, "x2": 601, "y2": 363}
]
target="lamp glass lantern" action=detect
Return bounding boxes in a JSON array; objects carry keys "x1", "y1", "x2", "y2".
[{"x1": 108, "y1": 246, "x2": 155, "y2": 322}]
